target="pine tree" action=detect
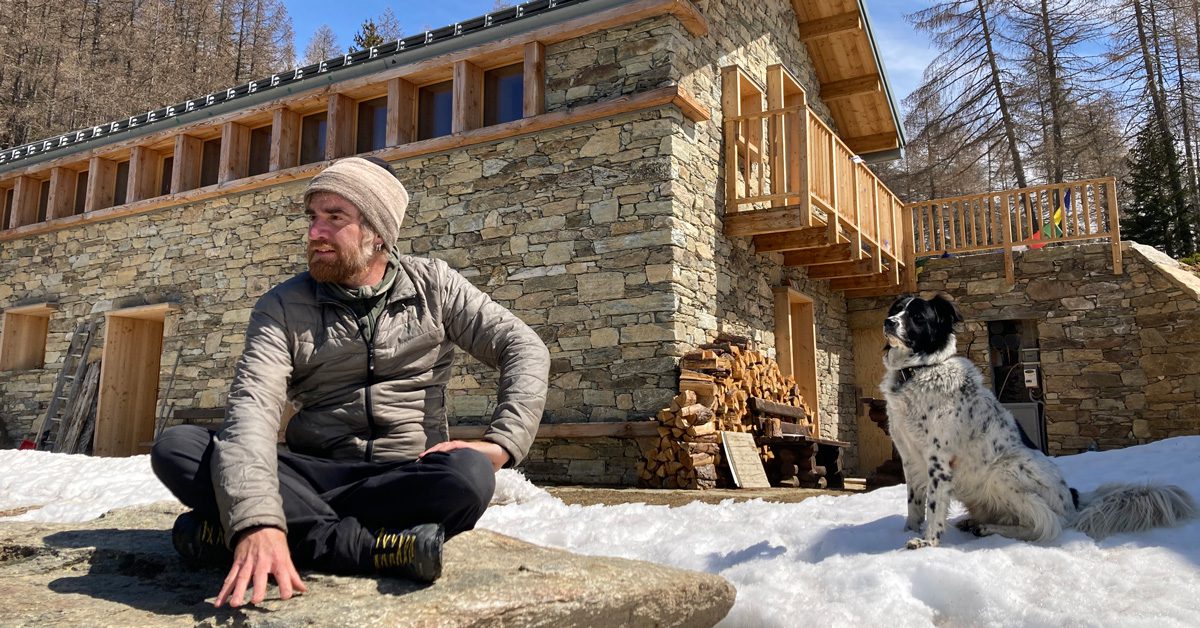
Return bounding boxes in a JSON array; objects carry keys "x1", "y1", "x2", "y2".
[
  {"x1": 1125, "y1": 121, "x2": 1198, "y2": 257},
  {"x1": 352, "y1": 19, "x2": 384, "y2": 52},
  {"x1": 303, "y1": 24, "x2": 339, "y2": 64}
]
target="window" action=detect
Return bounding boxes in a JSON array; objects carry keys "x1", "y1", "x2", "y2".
[
  {"x1": 113, "y1": 160, "x2": 130, "y2": 206},
  {"x1": 300, "y1": 112, "x2": 328, "y2": 165},
  {"x1": 37, "y1": 179, "x2": 50, "y2": 222},
  {"x1": 160, "y1": 156, "x2": 174, "y2": 196},
  {"x1": 74, "y1": 171, "x2": 89, "y2": 215},
  {"x1": 484, "y1": 63, "x2": 524, "y2": 126},
  {"x1": 249, "y1": 125, "x2": 272, "y2": 176},
  {"x1": 0, "y1": 303, "x2": 55, "y2": 371},
  {"x1": 200, "y1": 139, "x2": 221, "y2": 187},
  {"x1": 418, "y1": 80, "x2": 453, "y2": 140},
  {"x1": 356, "y1": 96, "x2": 388, "y2": 153},
  {"x1": 2, "y1": 188, "x2": 13, "y2": 228}
]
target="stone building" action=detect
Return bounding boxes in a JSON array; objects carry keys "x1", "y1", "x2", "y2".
[{"x1": 8, "y1": 0, "x2": 1187, "y2": 487}]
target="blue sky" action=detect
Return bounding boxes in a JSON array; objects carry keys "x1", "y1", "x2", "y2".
[{"x1": 284, "y1": 0, "x2": 934, "y2": 102}]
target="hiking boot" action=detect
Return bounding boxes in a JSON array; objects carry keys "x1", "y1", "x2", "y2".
[
  {"x1": 172, "y1": 511, "x2": 232, "y2": 567},
  {"x1": 370, "y1": 523, "x2": 444, "y2": 583}
]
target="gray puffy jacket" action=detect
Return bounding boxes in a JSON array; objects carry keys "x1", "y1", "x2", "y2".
[{"x1": 211, "y1": 255, "x2": 549, "y2": 538}]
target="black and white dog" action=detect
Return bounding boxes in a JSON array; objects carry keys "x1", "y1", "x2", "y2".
[{"x1": 881, "y1": 294, "x2": 1194, "y2": 549}]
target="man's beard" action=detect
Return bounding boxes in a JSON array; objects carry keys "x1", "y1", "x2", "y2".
[{"x1": 307, "y1": 237, "x2": 380, "y2": 285}]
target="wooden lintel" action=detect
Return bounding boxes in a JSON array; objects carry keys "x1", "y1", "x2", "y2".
[
  {"x1": 753, "y1": 225, "x2": 829, "y2": 251},
  {"x1": 797, "y1": 11, "x2": 861, "y2": 40},
  {"x1": 672, "y1": 90, "x2": 712, "y2": 123},
  {"x1": 805, "y1": 257, "x2": 880, "y2": 279},
  {"x1": 820, "y1": 74, "x2": 881, "y2": 102},
  {"x1": 725, "y1": 206, "x2": 807, "y2": 237},
  {"x1": 829, "y1": 272, "x2": 901, "y2": 291},
  {"x1": 782, "y1": 243, "x2": 852, "y2": 265},
  {"x1": 844, "y1": 132, "x2": 899, "y2": 155}
]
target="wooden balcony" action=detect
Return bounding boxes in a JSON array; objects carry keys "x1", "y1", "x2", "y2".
[
  {"x1": 721, "y1": 64, "x2": 910, "y2": 298},
  {"x1": 906, "y1": 178, "x2": 1122, "y2": 290}
]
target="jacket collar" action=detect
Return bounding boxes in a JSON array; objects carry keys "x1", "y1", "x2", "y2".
[{"x1": 311, "y1": 250, "x2": 417, "y2": 305}]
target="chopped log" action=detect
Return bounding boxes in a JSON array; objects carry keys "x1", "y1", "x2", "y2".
[
  {"x1": 749, "y1": 396, "x2": 809, "y2": 422},
  {"x1": 679, "y1": 369, "x2": 715, "y2": 382}
]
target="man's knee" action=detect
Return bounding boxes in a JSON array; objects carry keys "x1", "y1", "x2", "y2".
[
  {"x1": 150, "y1": 424, "x2": 213, "y2": 483},
  {"x1": 439, "y1": 449, "x2": 496, "y2": 510}
]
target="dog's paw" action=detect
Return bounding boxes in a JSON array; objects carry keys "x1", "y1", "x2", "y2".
[
  {"x1": 905, "y1": 537, "x2": 935, "y2": 550},
  {"x1": 969, "y1": 524, "x2": 995, "y2": 537},
  {"x1": 954, "y1": 518, "x2": 978, "y2": 532}
]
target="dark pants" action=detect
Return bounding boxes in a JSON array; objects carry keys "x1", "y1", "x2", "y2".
[{"x1": 150, "y1": 424, "x2": 495, "y2": 573}]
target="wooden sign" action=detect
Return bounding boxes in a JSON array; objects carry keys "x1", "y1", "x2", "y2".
[{"x1": 721, "y1": 431, "x2": 771, "y2": 489}]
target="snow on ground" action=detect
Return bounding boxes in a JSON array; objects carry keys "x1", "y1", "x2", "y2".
[{"x1": 2, "y1": 437, "x2": 1199, "y2": 627}]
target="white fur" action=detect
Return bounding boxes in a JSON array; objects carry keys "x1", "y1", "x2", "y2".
[{"x1": 882, "y1": 334, "x2": 1195, "y2": 548}]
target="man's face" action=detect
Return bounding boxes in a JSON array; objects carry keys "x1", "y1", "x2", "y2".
[{"x1": 305, "y1": 192, "x2": 382, "y2": 286}]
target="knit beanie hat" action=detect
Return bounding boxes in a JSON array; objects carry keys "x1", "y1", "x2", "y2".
[{"x1": 303, "y1": 157, "x2": 409, "y2": 246}]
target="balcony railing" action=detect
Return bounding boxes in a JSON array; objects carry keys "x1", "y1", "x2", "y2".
[
  {"x1": 906, "y1": 178, "x2": 1122, "y2": 289},
  {"x1": 721, "y1": 64, "x2": 909, "y2": 297}
]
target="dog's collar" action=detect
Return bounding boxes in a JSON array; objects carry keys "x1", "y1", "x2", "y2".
[{"x1": 896, "y1": 364, "x2": 931, "y2": 384}]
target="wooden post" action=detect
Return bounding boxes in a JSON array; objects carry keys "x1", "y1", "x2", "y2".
[
  {"x1": 773, "y1": 287, "x2": 793, "y2": 378},
  {"x1": 1000, "y1": 192, "x2": 1015, "y2": 286},
  {"x1": 1105, "y1": 177, "x2": 1122, "y2": 275},
  {"x1": 171, "y1": 134, "x2": 202, "y2": 193},
  {"x1": 128, "y1": 145, "x2": 161, "y2": 202},
  {"x1": 10, "y1": 176, "x2": 40, "y2": 227},
  {"x1": 851, "y1": 163, "x2": 862, "y2": 260},
  {"x1": 271, "y1": 107, "x2": 299, "y2": 172},
  {"x1": 872, "y1": 180, "x2": 883, "y2": 273},
  {"x1": 326, "y1": 93, "x2": 355, "y2": 159},
  {"x1": 721, "y1": 66, "x2": 741, "y2": 216},
  {"x1": 826, "y1": 132, "x2": 838, "y2": 244},
  {"x1": 219, "y1": 121, "x2": 251, "y2": 184},
  {"x1": 766, "y1": 66, "x2": 786, "y2": 209},
  {"x1": 47, "y1": 167, "x2": 75, "y2": 220},
  {"x1": 85, "y1": 157, "x2": 117, "y2": 212},
  {"x1": 523, "y1": 41, "x2": 546, "y2": 117},
  {"x1": 453, "y1": 60, "x2": 483, "y2": 133},
  {"x1": 386, "y1": 78, "x2": 417, "y2": 147},
  {"x1": 902, "y1": 202, "x2": 917, "y2": 292}
]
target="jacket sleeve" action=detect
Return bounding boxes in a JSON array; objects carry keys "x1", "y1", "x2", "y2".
[
  {"x1": 437, "y1": 261, "x2": 549, "y2": 467},
  {"x1": 211, "y1": 292, "x2": 292, "y2": 542}
]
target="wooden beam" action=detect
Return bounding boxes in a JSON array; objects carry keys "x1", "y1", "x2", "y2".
[
  {"x1": 326, "y1": 93, "x2": 355, "y2": 159},
  {"x1": 85, "y1": 157, "x2": 117, "y2": 212},
  {"x1": 386, "y1": 78, "x2": 417, "y2": 147},
  {"x1": 523, "y1": 41, "x2": 546, "y2": 117},
  {"x1": 829, "y1": 272, "x2": 902, "y2": 291},
  {"x1": 128, "y1": 145, "x2": 161, "y2": 203},
  {"x1": 46, "y1": 167, "x2": 75, "y2": 220},
  {"x1": 449, "y1": 421, "x2": 660, "y2": 440},
  {"x1": 271, "y1": 107, "x2": 300, "y2": 172},
  {"x1": 671, "y1": 90, "x2": 711, "y2": 123},
  {"x1": 219, "y1": 121, "x2": 251, "y2": 184},
  {"x1": 171, "y1": 134, "x2": 202, "y2": 193},
  {"x1": 844, "y1": 132, "x2": 899, "y2": 155},
  {"x1": 753, "y1": 225, "x2": 829, "y2": 252},
  {"x1": 820, "y1": 74, "x2": 881, "y2": 102},
  {"x1": 10, "y1": 176, "x2": 40, "y2": 227},
  {"x1": 797, "y1": 11, "x2": 861, "y2": 41},
  {"x1": 840, "y1": 285, "x2": 908, "y2": 299},
  {"x1": 725, "y1": 207, "x2": 808, "y2": 237},
  {"x1": 806, "y1": 257, "x2": 881, "y2": 279},
  {"x1": 453, "y1": 59, "x2": 484, "y2": 134},
  {"x1": 781, "y1": 242, "x2": 853, "y2": 265}
]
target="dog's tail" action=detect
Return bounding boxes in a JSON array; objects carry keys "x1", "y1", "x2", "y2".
[{"x1": 1073, "y1": 483, "x2": 1196, "y2": 539}]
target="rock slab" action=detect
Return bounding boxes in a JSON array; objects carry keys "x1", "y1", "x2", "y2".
[{"x1": 0, "y1": 503, "x2": 734, "y2": 627}]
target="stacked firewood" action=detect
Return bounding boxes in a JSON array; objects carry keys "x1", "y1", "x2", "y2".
[{"x1": 638, "y1": 333, "x2": 813, "y2": 489}]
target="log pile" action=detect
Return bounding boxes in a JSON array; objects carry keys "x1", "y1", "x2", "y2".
[{"x1": 638, "y1": 333, "x2": 813, "y2": 489}]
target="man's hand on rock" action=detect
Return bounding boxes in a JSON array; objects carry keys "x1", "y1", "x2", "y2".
[
  {"x1": 215, "y1": 526, "x2": 307, "y2": 608},
  {"x1": 420, "y1": 440, "x2": 510, "y2": 472}
]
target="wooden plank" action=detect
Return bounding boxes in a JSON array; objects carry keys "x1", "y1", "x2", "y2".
[
  {"x1": 781, "y1": 242, "x2": 852, "y2": 265},
  {"x1": 523, "y1": 41, "x2": 546, "y2": 117},
  {"x1": 843, "y1": 132, "x2": 899, "y2": 155},
  {"x1": 721, "y1": 67, "x2": 741, "y2": 216},
  {"x1": 754, "y1": 224, "x2": 828, "y2": 250},
  {"x1": 726, "y1": 206, "x2": 807, "y2": 237},
  {"x1": 452, "y1": 59, "x2": 483, "y2": 134},
  {"x1": 790, "y1": 294, "x2": 818, "y2": 432},
  {"x1": 773, "y1": 288, "x2": 793, "y2": 378},
  {"x1": 448, "y1": 420, "x2": 660, "y2": 440},
  {"x1": 806, "y1": 256, "x2": 880, "y2": 279},
  {"x1": 819, "y1": 74, "x2": 880, "y2": 102},
  {"x1": 766, "y1": 67, "x2": 787, "y2": 209},
  {"x1": 826, "y1": 131, "x2": 838, "y2": 245},
  {"x1": 127, "y1": 145, "x2": 161, "y2": 203},
  {"x1": 670, "y1": 90, "x2": 711, "y2": 123},
  {"x1": 386, "y1": 78, "x2": 418, "y2": 147},
  {"x1": 829, "y1": 272, "x2": 902, "y2": 291},
  {"x1": 271, "y1": 107, "x2": 300, "y2": 172},
  {"x1": 171, "y1": 134, "x2": 202, "y2": 193},
  {"x1": 218, "y1": 121, "x2": 251, "y2": 184},
  {"x1": 85, "y1": 157, "x2": 117, "y2": 213},
  {"x1": 10, "y1": 176, "x2": 40, "y2": 227},
  {"x1": 722, "y1": 431, "x2": 771, "y2": 488},
  {"x1": 326, "y1": 93, "x2": 355, "y2": 159},
  {"x1": 46, "y1": 167, "x2": 75, "y2": 220},
  {"x1": 797, "y1": 11, "x2": 861, "y2": 40}
]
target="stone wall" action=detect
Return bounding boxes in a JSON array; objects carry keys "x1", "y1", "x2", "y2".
[{"x1": 847, "y1": 242, "x2": 1200, "y2": 455}]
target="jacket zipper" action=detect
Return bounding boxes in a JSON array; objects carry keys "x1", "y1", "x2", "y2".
[{"x1": 323, "y1": 299, "x2": 379, "y2": 462}]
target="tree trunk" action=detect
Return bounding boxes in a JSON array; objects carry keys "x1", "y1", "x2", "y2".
[
  {"x1": 978, "y1": 0, "x2": 1028, "y2": 188},
  {"x1": 1038, "y1": 0, "x2": 1065, "y2": 183}
]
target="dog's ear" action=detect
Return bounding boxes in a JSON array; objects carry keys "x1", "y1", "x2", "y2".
[{"x1": 929, "y1": 293, "x2": 963, "y2": 327}]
